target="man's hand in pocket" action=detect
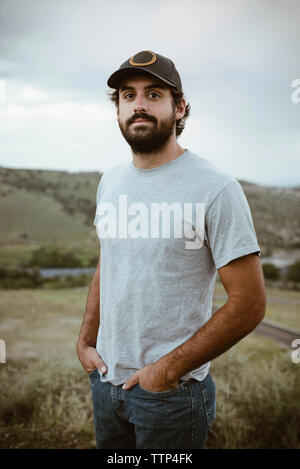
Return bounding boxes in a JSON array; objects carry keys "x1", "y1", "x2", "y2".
[{"x1": 77, "y1": 345, "x2": 107, "y2": 376}]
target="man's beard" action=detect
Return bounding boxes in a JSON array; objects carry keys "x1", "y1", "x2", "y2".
[{"x1": 118, "y1": 109, "x2": 176, "y2": 154}]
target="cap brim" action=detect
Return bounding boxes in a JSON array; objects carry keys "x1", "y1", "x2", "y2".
[{"x1": 107, "y1": 67, "x2": 177, "y2": 90}]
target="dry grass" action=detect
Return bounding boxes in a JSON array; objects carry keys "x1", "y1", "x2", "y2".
[
  {"x1": 207, "y1": 333, "x2": 300, "y2": 449},
  {"x1": 0, "y1": 286, "x2": 299, "y2": 448}
]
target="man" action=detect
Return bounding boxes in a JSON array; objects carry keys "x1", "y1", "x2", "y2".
[{"x1": 76, "y1": 50, "x2": 266, "y2": 449}]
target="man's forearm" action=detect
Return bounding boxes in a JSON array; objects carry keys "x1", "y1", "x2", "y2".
[
  {"x1": 76, "y1": 262, "x2": 100, "y2": 350},
  {"x1": 156, "y1": 300, "x2": 265, "y2": 384}
]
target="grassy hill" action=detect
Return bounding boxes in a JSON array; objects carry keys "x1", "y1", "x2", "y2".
[
  {"x1": 239, "y1": 180, "x2": 300, "y2": 252},
  {"x1": 0, "y1": 167, "x2": 102, "y2": 266},
  {"x1": 0, "y1": 167, "x2": 300, "y2": 266}
]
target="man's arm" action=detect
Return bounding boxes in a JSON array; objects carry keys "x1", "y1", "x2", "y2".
[
  {"x1": 156, "y1": 252, "x2": 266, "y2": 384},
  {"x1": 122, "y1": 252, "x2": 266, "y2": 391},
  {"x1": 76, "y1": 256, "x2": 107, "y2": 375}
]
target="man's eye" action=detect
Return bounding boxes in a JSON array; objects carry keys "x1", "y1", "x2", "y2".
[
  {"x1": 148, "y1": 92, "x2": 159, "y2": 99},
  {"x1": 124, "y1": 93, "x2": 134, "y2": 99}
]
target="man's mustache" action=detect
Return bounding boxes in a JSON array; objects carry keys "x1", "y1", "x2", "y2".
[{"x1": 127, "y1": 113, "x2": 157, "y2": 127}]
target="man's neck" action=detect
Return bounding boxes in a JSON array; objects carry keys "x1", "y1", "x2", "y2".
[{"x1": 131, "y1": 138, "x2": 186, "y2": 170}]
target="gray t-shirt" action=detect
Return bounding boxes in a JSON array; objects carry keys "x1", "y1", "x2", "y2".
[{"x1": 93, "y1": 149, "x2": 260, "y2": 385}]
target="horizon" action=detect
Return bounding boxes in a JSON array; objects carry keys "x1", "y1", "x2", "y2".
[{"x1": 0, "y1": 163, "x2": 299, "y2": 189}]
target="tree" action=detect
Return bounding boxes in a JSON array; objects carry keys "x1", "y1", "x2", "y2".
[
  {"x1": 27, "y1": 246, "x2": 83, "y2": 268},
  {"x1": 262, "y1": 263, "x2": 280, "y2": 280},
  {"x1": 287, "y1": 261, "x2": 300, "y2": 282}
]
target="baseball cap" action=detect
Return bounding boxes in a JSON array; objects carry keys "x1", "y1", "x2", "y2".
[{"x1": 107, "y1": 50, "x2": 182, "y2": 92}]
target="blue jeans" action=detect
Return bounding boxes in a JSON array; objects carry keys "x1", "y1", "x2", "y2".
[{"x1": 88, "y1": 369, "x2": 216, "y2": 449}]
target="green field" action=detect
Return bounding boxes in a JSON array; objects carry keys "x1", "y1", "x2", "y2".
[
  {"x1": 1, "y1": 167, "x2": 300, "y2": 264},
  {"x1": 0, "y1": 167, "x2": 101, "y2": 267},
  {"x1": 214, "y1": 277, "x2": 300, "y2": 329},
  {"x1": 0, "y1": 284, "x2": 299, "y2": 449}
]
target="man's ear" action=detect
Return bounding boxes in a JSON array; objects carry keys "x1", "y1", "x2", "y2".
[{"x1": 175, "y1": 98, "x2": 186, "y2": 120}]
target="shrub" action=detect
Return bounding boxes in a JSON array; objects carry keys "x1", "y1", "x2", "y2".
[
  {"x1": 87, "y1": 256, "x2": 98, "y2": 267},
  {"x1": 0, "y1": 268, "x2": 43, "y2": 289},
  {"x1": 0, "y1": 268, "x2": 91, "y2": 290},
  {"x1": 262, "y1": 263, "x2": 280, "y2": 280},
  {"x1": 287, "y1": 261, "x2": 300, "y2": 282},
  {"x1": 26, "y1": 246, "x2": 83, "y2": 268},
  {"x1": 41, "y1": 274, "x2": 92, "y2": 289}
]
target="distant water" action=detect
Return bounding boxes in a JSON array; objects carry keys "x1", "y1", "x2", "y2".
[
  {"x1": 260, "y1": 256, "x2": 297, "y2": 269},
  {"x1": 39, "y1": 267, "x2": 96, "y2": 278}
]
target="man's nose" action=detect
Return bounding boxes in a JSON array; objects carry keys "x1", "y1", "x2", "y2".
[{"x1": 133, "y1": 94, "x2": 148, "y2": 113}]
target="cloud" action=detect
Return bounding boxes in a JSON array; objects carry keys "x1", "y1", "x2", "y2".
[
  {"x1": 0, "y1": 0, "x2": 299, "y2": 185},
  {"x1": 20, "y1": 85, "x2": 48, "y2": 101}
]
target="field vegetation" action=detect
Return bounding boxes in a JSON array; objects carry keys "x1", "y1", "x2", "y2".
[
  {"x1": 1, "y1": 168, "x2": 300, "y2": 271},
  {"x1": 1, "y1": 167, "x2": 299, "y2": 448},
  {"x1": 0, "y1": 285, "x2": 299, "y2": 449}
]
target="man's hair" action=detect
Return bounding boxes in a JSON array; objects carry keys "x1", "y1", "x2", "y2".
[{"x1": 107, "y1": 86, "x2": 191, "y2": 138}]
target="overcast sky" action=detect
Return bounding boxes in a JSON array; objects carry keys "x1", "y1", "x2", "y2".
[{"x1": 0, "y1": 0, "x2": 299, "y2": 186}]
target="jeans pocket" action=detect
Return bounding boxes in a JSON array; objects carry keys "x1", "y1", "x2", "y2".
[
  {"x1": 198, "y1": 374, "x2": 216, "y2": 428},
  {"x1": 138, "y1": 380, "x2": 188, "y2": 397},
  {"x1": 88, "y1": 368, "x2": 99, "y2": 380}
]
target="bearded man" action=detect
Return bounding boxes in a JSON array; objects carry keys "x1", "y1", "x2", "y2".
[{"x1": 77, "y1": 50, "x2": 266, "y2": 449}]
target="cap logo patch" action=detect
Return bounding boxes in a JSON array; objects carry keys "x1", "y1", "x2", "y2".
[{"x1": 129, "y1": 50, "x2": 157, "y2": 67}]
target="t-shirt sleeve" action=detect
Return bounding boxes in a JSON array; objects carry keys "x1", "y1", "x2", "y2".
[
  {"x1": 205, "y1": 180, "x2": 260, "y2": 270},
  {"x1": 93, "y1": 178, "x2": 103, "y2": 227}
]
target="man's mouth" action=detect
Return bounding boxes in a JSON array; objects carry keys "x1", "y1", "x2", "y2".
[{"x1": 131, "y1": 119, "x2": 152, "y2": 125}]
